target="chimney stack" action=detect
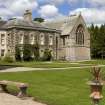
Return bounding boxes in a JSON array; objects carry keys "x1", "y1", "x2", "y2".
[{"x1": 24, "y1": 10, "x2": 32, "y2": 21}]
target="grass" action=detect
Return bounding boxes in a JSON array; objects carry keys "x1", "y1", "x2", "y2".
[
  {"x1": 1, "y1": 59, "x2": 105, "y2": 69},
  {"x1": 80, "y1": 59, "x2": 105, "y2": 65},
  {"x1": 0, "y1": 60, "x2": 105, "y2": 105},
  {"x1": 0, "y1": 68, "x2": 105, "y2": 105},
  {"x1": 0, "y1": 61, "x2": 93, "y2": 68}
]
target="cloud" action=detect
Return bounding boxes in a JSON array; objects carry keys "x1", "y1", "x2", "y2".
[
  {"x1": 87, "y1": 0, "x2": 105, "y2": 6},
  {"x1": 37, "y1": 0, "x2": 65, "y2": 5},
  {"x1": 69, "y1": 8, "x2": 105, "y2": 24},
  {"x1": 38, "y1": 4, "x2": 66, "y2": 21},
  {"x1": 37, "y1": 0, "x2": 78, "y2": 5},
  {"x1": 10, "y1": 0, "x2": 38, "y2": 13},
  {"x1": 41, "y1": 0, "x2": 105, "y2": 7},
  {"x1": 68, "y1": 0, "x2": 78, "y2": 4},
  {"x1": 48, "y1": 0, "x2": 65, "y2": 5},
  {"x1": 38, "y1": 4, "x2": 59, "y2": 18},
  {"x1": 0, "y1": 0, "x2": 105, "y2": 25},
  {"x1": 67, "y1": 0, "x2": 105, "y2": 7},
  {"x1": 0, "y1": 0, "x2": 38, "y2": 19}
]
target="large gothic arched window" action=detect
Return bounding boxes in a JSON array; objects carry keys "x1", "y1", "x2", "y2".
[{"x1": 76, "y1": 24, "x2": 84, "y2": 45}]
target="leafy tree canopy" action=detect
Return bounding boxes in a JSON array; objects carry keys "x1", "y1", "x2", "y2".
[
  {"x1": 33, "y1": 17, "x2": 44, "y2": 23},
  {"x1": 89, "y1": 24, "x2": 105, "y2": 59}
]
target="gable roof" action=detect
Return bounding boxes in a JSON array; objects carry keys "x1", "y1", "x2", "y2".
[{"x1": 43, "y1": 14, "x2": 80, "y2": 35}]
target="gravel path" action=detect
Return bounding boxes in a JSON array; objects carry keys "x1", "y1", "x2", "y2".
[
  {"x1": 0, "y1": 67, "x2": 45, "y2": 72},
  {"x1": 0, "y1": 65, "x2": 105, "y2": 73},
  {"x1": 0, "y1": 93, "x2": 46, "y2": 105}
]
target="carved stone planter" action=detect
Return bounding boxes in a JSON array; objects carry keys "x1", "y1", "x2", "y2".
[
  {"x1": 88, "y1": 81, "x2": 103, "y2": 105},
  {"x1": 88, "y1": 67, "x2": 104, "y2": 105}
]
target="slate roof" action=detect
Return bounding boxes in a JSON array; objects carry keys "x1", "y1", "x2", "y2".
[
  {"x1": 0, "y1": 14, "x2": 80, "y2": 34},
  {"x1": 0, "y1": 20, "x2": 7, "y2": 29},
  {"x1": 3, "y1": 19, "x2": 42, "y2": 28},
  {"x1": 43, "y1": 14, "x2": 80, "y2": 35},
  {"x1": 0, "y1": 18, "x2": 60, "y2": 33}
]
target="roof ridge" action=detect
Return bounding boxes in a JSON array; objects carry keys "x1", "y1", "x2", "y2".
[{"x1": 44, "y1": 14, "x2": 79, "y2": 24}]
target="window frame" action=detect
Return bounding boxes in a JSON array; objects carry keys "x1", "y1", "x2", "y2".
[
  {"x1": 76, "y1": 24, "x2": 84, "y2": 45},
  {"x1": 19, "y1": 34, "x2": 24, "y2": 44},
  {"x1": 49, "y1": 35, "x2": 53, "y2": 45},
  {"x1": 30, "y1": 34, "x2": 34, "y2": 44},
  {"x1": 1, "y1": 34, "x2": 5, "y2": 46},
  {"x1": 1, "y1": 49, "x2": 5, "y2": 56},
  {"x1": 40, "y1": 33, "x2": 45, "y2": 45}
]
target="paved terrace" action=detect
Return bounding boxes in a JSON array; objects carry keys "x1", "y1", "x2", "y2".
[{"x1": 0, "y1": 93, "x2": 46, "y2": 105}]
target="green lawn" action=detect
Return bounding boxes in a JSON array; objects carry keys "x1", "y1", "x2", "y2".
[
  {"x1": 0, "y1": 61, "x2": 93, "y2": 68},
  {"x1": 0, "y1": 68, "x2": 105, "y2": 105},
  {"x1": 80, "y1": 59, "x2": 105, "y2": 65},
  {"x1": 1, "y1": 59, "x2": 105, "y2": 69}
]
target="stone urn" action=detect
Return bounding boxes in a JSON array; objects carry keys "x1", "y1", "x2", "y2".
[{"x1": 87, "y1": 67, "x2": 104, "y2": 105}]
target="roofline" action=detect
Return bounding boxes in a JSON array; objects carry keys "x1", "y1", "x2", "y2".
[
  {"x1": 68, "y1": 14, "x2": 81, "y2": 34},
  {"x1": 0, "y1": 28, "x2": 6, "y2": 31},
  {"x1": 1, "y1": 25, "x2": 61, "y2": 33}
]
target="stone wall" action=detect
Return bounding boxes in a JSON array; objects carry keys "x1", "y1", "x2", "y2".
[
  {"x1": 0, "y1": 15, "x2": 90, "y2": 61},
  {"x1": 58, "y1": 15, "x2": 91, "y2": 61},
  {"x1": 0, "y1": 31, "x2": 7, "y2": 57},
  {"x1": 3, "y1": 29, "x2": 59, "y2": 60}
]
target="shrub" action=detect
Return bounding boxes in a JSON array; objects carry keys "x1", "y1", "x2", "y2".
[
  {"x1": 15, "y1": 45, "x2": 21, "y2": 61},
  {"x1": 42, "y1": 49, "x2": 52, "y2": 61},
  {"x1": 3, "y1": 55, "x2": 14, "y2": 63},
  {"x1": 33, "y1": 43, "x2": 40, "y2": 61},
  {"x1": 23, "y1": 44, "x2": 32, "y2": 61}
]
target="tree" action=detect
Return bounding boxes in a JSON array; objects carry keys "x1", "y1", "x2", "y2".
[
  {"x1": 89, "y1": 24, "x2": 105, "y2": 59},
  {"x1": 98, "y1": 24, "x2": 105, "y2": 59},
  {"x1": 32, "y1": 43, "x2": 39, "y2": 61},
  {"x1": 15, "y1": 45, "x2": 21, "y2": 61},
  {"x1": 23, "y1": 44, "x2": 32, "y2": 61},
  {"x1": 0, "y1": 17, "x2": 2, "y2": 20},
  {"x1": 33, "y1": 17, "x2": 44, "y2": 23}
]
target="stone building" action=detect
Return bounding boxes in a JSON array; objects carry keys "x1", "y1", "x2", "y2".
[{"x1": 0, "y1": 10, "x2": 90, "y2": 61}]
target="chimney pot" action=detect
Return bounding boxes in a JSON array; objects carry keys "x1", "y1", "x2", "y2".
[{"x1": 24, "y1": 10, "x2": 32, "y2": 21}]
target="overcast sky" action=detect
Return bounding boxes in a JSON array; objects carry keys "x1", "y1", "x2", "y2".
[{"x1": 0, "y1": 0, "x2": 105, "y2": 25}]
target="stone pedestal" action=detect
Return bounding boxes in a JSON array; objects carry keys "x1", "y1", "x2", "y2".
[{"x1": 88, "y1": 81, "x2": 103, "y2": 105}]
